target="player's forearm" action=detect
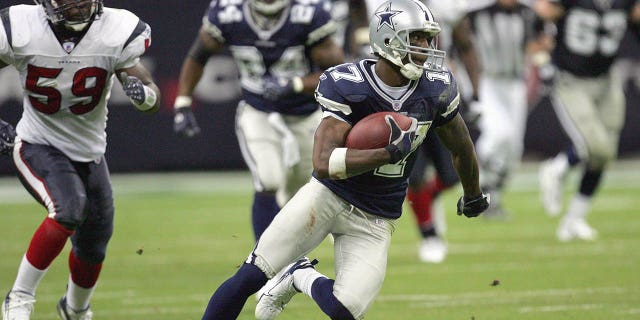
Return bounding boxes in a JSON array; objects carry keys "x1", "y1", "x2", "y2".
[
  {"x1": 438, "y1": 115, "x2": 482, "y2": 197},
  {"x1": 316, "y1": 147, "x2": 390, "y2": 179},
  {"x1": 452, "y1": 149, "x2": 482, "y2": 198},
  {"x1": 176, "y1": 58, "x2": 205, "y2": 97}
]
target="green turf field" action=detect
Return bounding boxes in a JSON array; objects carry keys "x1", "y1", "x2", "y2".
[{"x1": 1, "y1": 161, "x2": 639, "y2": 319}]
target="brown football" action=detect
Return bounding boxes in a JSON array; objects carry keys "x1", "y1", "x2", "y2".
[{"x1": 345, "y1": 112, "x2": 412, "y2": 149}]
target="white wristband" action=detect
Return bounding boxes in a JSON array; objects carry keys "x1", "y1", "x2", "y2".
[
  {"x1": 174, "y1": 96, "x2": 193, "y2": 110},
  {"x1": 132, "y1": 85, "x2": 157, "y2": 111},
  {"x1": 292, "y1": 76, "x2": 304, "y2": 93},
  {"x1": 328, "y1": 147, "x2": 348, "y2": 179}
]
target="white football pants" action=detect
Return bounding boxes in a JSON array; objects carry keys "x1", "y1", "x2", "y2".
[
  {"x1": 235, "y1": 101, "x2": 321, "y2": 205},
  {"x1": 475, "y1": 76, "x2": 528, "y2": 190},
  {"x1": 252, "y1": 178, "x2": 397, "y2": 319}
]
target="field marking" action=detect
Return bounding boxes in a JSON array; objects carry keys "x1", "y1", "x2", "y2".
[
  {"x1": 519, "y1": 304, "x2": 601, "y2": 313},
  {"x1": 1, "y1": 160, "x2": 639, "y2": 204},
  {"x1": 26, "y1": 286, "x2": 639, "y2": 316},
  {"x1": 376, "y1": 286, "x2": 626, "y2": 303}
]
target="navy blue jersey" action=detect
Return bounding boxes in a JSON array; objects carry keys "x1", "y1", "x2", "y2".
[
  {"x1": 313, "y1": 59, "x2": 460, "y2": 219},
  {"x1": 551, "y1": 0, "x2": 636, "y2": 77},
  {"x1": 205, "y1": 0, "x2": 336, "y2": 115}
]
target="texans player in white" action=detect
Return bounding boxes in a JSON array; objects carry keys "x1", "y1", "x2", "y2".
[
  {"x1": 536, "y1": 0, "x2": 640, "y2": 241},
  {"x1": 0, "y1": 0, "x2": 160, "y2": 319},
  {"x1": 172, "y1": 0, "x2": 345, "y2": 241},
  {"x1": 200, "y1": 0, "x2": 489, "y2": 319}
]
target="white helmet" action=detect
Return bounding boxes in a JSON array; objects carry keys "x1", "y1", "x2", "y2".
[
  {"x1": 250, "y1": 0, "x2": 290, "y2": 15},
  {"x1": 369, "y1": 0, "x2": 446, "y2": 79}
]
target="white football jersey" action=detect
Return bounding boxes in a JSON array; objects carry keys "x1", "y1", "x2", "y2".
[{"x1": 0, "y1": 5, "x2": 151, "y2": 162}]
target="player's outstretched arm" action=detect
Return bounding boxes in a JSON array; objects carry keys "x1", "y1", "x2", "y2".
[
  {"x1": 173, "y1": 29, "x2": 223, "y2": 137},
  {"x1": 118, "y1": 63, "x2": 161, "y2": 113},
  {"x1": 436, "y1": 113, "x2": 488, "y2": 217}
]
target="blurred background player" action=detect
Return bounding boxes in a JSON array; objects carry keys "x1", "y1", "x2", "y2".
[
  {"x1": 329, "y1": 0, "x2": 369, "y2": 60},
  {"x1": 200, "y1": 0, "x2": 489, "y2": 318},
  {"x1": 535, "y1": 0, "x2": 640, "y2": 241},
  {"x1": 172, "y1": 0, "x2": 345, "y2": 240},
  {"x1": 466, "y1": 0, "x2": 550, "y2": 219},
  {"x1": 0, "y1": 0, "x2": 160, "y2": 319},
  {"x1": 401, "y1": 0, "x2": 483, "y2": 263}
]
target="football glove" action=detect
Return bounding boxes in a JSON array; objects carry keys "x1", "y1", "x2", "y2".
[
  {"x1": 384, "y1": 115, "x2": 418, "y2": 164},
  {"x1": 0, "y1": 118, "x2": 16, "y2": 156},
  {"x1": 120, "y1": 74, "x2": 147, "y2": 105},
  {"x1": 174, "y1": 107, "x2": 201, "y2": 138},
  {"x1": 457, "y1": 193, "x2": 490, "y2": 218},
  {"x1": 262, "y1": 76, "x2": 302, "y2": 101}
]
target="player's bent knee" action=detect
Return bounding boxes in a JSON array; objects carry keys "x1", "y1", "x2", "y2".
[
  {"x1": 586, "y1": 144, "x2": 616, "y2": 169},
  {"x1": 55, "y1": 194, "x2": 88, "y2": 229},
  {"x1": 250, "y1": 253, "x2": 278, "y2": 279},
  {"x1": 333, "y1": 290, "x2": 367, "y2": 320},
  {"x1": 73, "y1": 246, "x2": 108, "y2": 265}
]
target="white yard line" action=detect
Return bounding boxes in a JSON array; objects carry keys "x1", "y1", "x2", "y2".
[{"x1": 0, "y1": 159, "x2": 638, "y2": 203}]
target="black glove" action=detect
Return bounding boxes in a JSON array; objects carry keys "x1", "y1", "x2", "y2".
[
  {"x1": 120, "y1": 74, "x2": 147, "y2": 105},
  {"x1": 384, "y1": 115, "x2": 417, "y2": 163},
  {"x1": 174, "y1": 107, "x2": 201, "y2": 138},
  {"x1": 0, "y1": 119, "x2": 16, "y2": 156},
  {"x1": 457, "y1": 193, "x2": 490, "y2": 218},
  {"x1": 263, "y1": 76, "x2": 296, "y2": 101}
]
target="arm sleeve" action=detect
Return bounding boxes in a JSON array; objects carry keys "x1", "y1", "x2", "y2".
[
  {"x1": 203, "y1": 0, "x2": 229, "y2": 43},
  {"x1": 115, "y1": 20, "x2": 151, "y2": 70},
  {"x1": 0, "y1": 8, "x2": 13, "y2": 65},
  {"x1": 315, "y1": 69, "x2": 354, "y2": 124},
  {"x1": 433, "y1": 71, "x2": 460, "y2": 126},
  {"x1": 306, "y1": 0, "x2": 338, "y2": 46}
]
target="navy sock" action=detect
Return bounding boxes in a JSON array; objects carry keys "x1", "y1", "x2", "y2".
[
  {"x1": 252, "y1": 192, "x2": 280, "y2": 240},
  {"x1": 579, "y1": 169, "x2": 603, "y2": 196},
  {"x1": 202, "y1": 263, "x2": 267, "y2": 320},
  {"x1": 566, "y1": 145, "x2": 581, "y2": 166},
  {"x1": 310, "y1": 278, "x2": 355, "y2": 320}
]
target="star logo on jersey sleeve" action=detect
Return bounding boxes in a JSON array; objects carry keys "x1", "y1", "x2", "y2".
[{"x1": 375, "y1": 3, "x2": 402, "y2": 31}]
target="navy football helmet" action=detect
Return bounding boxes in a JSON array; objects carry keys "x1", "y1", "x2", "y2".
[{"x1": 34, "y1": 0, "x2": 103, "y2": 31}]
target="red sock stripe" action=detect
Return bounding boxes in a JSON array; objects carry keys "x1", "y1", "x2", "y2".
[
  {"x1": 427, "y1": 176, "x2": 449, "y2": 196},
  {"x1": 26, "y1": 218, "x2": 73, "y2": 270},
  {"x1": 69, "y1": 251, "x2": 102, "y2": 288},
  {"x1": 407, "y1": 187, "x2": 433, "y2": 225}
]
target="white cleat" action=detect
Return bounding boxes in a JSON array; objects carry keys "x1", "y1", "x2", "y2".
[
  {"x1": 56, "y1": 296, "x2": 93, "y2": 320},
  {"x1": 557, "y1": 218, "x2": 598, "y2": 242},
  {"x1": 2, "y1": 290, "x2": 35, "y2": 320},
  {"x1": 539, "y1": 159, "x2": 566, "y2": 217},
  {"x1": 418, "y1": 237, "x2": 447, "y2": 264},
  {"x1": 255, "y1": 257, "x2": 318, "y2": 320}
]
